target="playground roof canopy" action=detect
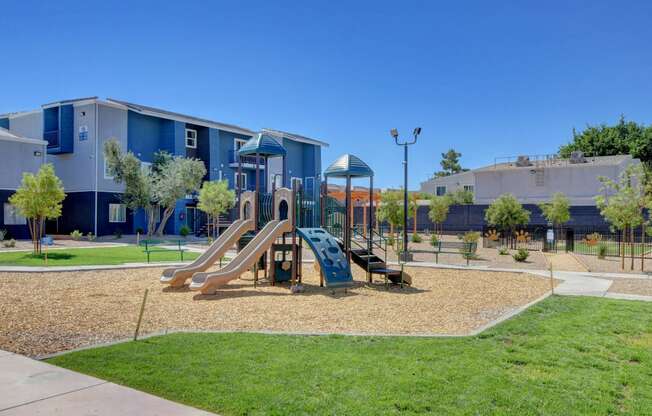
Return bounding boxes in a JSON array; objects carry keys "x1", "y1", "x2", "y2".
[
  {"x1": 238, "y1": 133, "x2": 287, "y2": 157},
  {"x1": 324, "y1": 154, "x2": 374, "y2": 178}
]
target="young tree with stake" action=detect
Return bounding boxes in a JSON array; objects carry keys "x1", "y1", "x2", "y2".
[
  {"x1": 197, "y1": 180, "x2": 236, "y2": 239},
  {"x1": 9, "y1": 164, "x2": 65, "y2": 254}
]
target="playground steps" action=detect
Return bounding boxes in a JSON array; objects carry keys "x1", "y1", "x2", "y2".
[{"x1": 350, "y1": 248, "x2": 404, "y2": 284}]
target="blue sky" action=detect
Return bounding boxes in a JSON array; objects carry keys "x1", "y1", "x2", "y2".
[{"x1": 2, "y1": 1, "x2": 651, "y2": 189}]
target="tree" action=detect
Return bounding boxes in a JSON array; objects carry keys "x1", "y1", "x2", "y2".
[
  {"x1": 538, "y1": 192, "x2": 571, "y2": 236},
  {"x1": 559, "y1": 116, "x2": 652, "y2": 164},
  {"x1": 197, "y1": 180, "x2": 235, "y2": 238},
  {"x1": 376, "y1": 190, "x2": 414, "y2": 249},
  {"x1": 104, "y1": 140, "x2": 206, "y2": 236},
  {"x1": 434, "y1": 149, "x2": 467, "y2": 177},
  {"x1": 9, "y1": 164, "x2": 65, "y2": 254},
  {"x1": 104, "y1": 139, "x2": 158, "y2": 236},
  {"x1": 595, "y1": 164, "x2": 650, "y2": 270},
  {"x1": 152, "y1": 155, "x2": 206, "y2": 235},
  {"x1": 446, "y1": 188, "x2": 474, "y2": 205},
  {"x1": 428, "y1": 196, "x2": 451, "y2": 236},
  {"x1": 485, "y1": 194, "x2": 531, "y2": 240}
]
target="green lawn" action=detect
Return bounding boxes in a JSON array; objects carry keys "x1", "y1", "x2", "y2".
[
  {"x1": 48, "y1": 296, "x2": 652, "y2": 415},
  {"x1": 0, "y1": 245, "x2": 198, "y2": 266}
]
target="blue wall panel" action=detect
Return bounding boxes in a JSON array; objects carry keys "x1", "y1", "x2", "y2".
[{"x1": 0, "y1": 190, "x2": 31, "y2": 239}]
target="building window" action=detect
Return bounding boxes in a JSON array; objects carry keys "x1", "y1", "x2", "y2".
[
  {"x1": 3, "y1": 203, "x2": 26, "y2": 225},
  {"x1": 291, "y1": 177, "x2": 303, "y2": 190},
  {"x1": 140, "y1": 161, "x2": 152, "y2": 175},
  {"x1": 109, "y1": 204, "x2": 126, "y2": 223},
  {"x1": 235, "y1": 172, "x2": 247, "y2": 190},
  {"x1": 463, "y1": 185, "x2": 474, "y2": 193},
  {"x1": 436, "y1": 186, "x2": 446, "y2": 196},
  {"x1": 234, "y1": 138, "x2": 247, "y2": 152},
  {"x1": 535, "y1": 169, "x2": 544, "y2": 186},
  {"x1": 104, "y1": 158, "x2": 114, "y2": 179},
  {"x1": 79, "y1": 125, "x2": 88, "y2": 141},
  {"x1": 185, "y1": 129, "x2": 197, "y2": 149}
]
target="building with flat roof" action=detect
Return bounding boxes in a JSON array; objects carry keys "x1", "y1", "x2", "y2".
[
  {"x1": 0, "y1": 97, "x2": 326, "y2": 236},
  {"x1": 417, "y1": 153, "x2": 640, "y2": 232}
]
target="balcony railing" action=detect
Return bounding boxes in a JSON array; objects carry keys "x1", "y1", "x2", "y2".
[{"x1": 228, "y1": 150, "x2": 265, "y2": 166}]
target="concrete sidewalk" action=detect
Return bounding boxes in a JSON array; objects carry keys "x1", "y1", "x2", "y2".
[{"x1": 0, "y1": 350, "x2": 216, "y2": 415}]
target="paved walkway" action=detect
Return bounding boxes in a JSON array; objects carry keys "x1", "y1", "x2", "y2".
[{"x1": 0, "y1": 350, "x2": 216, "y2": 415}]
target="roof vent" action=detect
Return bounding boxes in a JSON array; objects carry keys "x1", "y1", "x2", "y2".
[
  {"x1": 515, "y1": 155, "x2": 531, "y2": 167},
  {"x1": 569, "y1": 151, "x2": 586, "y2": 164}
]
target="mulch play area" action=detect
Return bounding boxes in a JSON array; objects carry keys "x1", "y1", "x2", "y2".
[{"x1": 0, "y1": 265, "x2": 553, "y2": 357}]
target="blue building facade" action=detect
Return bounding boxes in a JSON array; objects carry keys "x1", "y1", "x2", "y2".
[{"x1": 2, "y1": 97, "x2": 326, "y2": 237}]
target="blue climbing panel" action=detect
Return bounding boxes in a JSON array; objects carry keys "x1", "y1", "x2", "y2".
[{"x1": 296, "y1": 228, "x2": 353, "y2": 288}]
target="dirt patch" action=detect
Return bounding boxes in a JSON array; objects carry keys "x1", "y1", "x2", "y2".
[
  {"x1": 0, "y1": 265, "x2": 552, "y2": 357},
  {"x1": 608, "y1": 278, "x2": 652, "y2": 297}
]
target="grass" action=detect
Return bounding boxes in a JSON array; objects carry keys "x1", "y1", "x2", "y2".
[
  {"x1": 0, "y1": 245, "x2": 199, "y2": 266},
  {"x1": 48, "y1": 296, "x2": 652, "y2": 415}
]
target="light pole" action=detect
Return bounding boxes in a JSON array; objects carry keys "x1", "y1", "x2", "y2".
[{"x1": 390, "y1": 127, "x2": 421, "y2": 262}]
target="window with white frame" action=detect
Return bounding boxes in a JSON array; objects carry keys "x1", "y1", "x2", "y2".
[
  {"x1": 463, "y1": 185, "x2": 474, "y2": 193},
  {"x1": 436, "y1": 186, "x2": 446, "y2": 196},
  {"x1": 235, "y1": 172, "x2": 247, "y2": 190},
  {"x1": 234, "y1": 138, "x2": 247, "y2": 151},
  {"x1": 291, "y1": 177, "x2": 303, "y2": 190},
  {"x1": 3, "y1": 203, "x2": 26, "y2": 225},
  {"x1": 185, "y1": 129, "x2": 197, "y2": 149},
  {"x1": 140, "y1": 161, "x2": 152, "y2": 175},
  {"x1": 104, "y1": 158, "x2": 114, "y2": 180},
  {"x1": 109, "y1": 203, "x2": 126, "y2": 223}
]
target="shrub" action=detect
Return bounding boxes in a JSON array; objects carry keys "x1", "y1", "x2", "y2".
[
  {"x1": 387, "y1": 236, "x2": 395, "y2": 246},
  {"x1": 498, "y1": 246, "x2": 509, "y2": 255},
  {"x1": 598, "y1": 244, "x2": 608, "y2": 259},
  {"x1": 411, "y1": 233, "x2": 422, "y2": 243},
  {"x1": 0, "y1": 229, "x2": 6, "y2": 241},
  {"x1": 135, "y1": 227, "x2": 145, "y2": 235},
  {"x1": 3, "y1": 239, "x2": 16, "y2": 248},
  {"x1": 513, "y1": 248, "x2": 529, "y2": 262},
  {"x1": 430, "y1": 234, "x2": 439, "y2": 247},
  {"x1": 462, "y1": 231, "x2": 481, "y2": 244},
  {"x1": 70, "y1": 230, "x2": 83, "y2": 241},
  {"x1": 114, "y1": 228, "x2": 123, "y2": 239},
  {"x1": 87, "y1": 232, "x2": 96, "y2": 241},
  {"x1": 179, "y1": 225, "x2": 191, "y2": 238}
]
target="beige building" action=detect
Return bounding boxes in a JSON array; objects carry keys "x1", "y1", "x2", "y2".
[{"x1": 420, "y1": 153, "x2": 640, "y2": 206}]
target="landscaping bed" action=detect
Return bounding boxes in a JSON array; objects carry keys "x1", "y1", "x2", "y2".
[
  {"x1": 0, "y1": 265, "x2": 553, "y2": 356},
  {"x1": 47, "y1": 296, "x2": 652, "y2": 416}
]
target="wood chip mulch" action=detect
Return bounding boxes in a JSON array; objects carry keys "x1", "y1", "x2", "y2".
[
  {"x1": 0, "y1": 265, "x2": 552, "y2": 357},
  {"x1": 608, "y1": 278, "x2": 652, "y2": 297}
]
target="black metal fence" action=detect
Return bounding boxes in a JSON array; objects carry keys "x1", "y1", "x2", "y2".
[{"x1": 481, "y1": 225, "x2": 652, "y2": 258}]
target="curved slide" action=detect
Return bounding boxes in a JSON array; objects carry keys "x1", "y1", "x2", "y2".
[
  {"x1": 296, "y1": 228, "x2": 353, "y2": 288},
  {"x1": 190, "y1": 219, "x2": 292, "y2": 294},
  {"x1": 160, "y1": 219, "x2": 254, "y2": 287}
]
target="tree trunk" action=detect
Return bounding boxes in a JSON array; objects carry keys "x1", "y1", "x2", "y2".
[
  {"x1": 156, "y1": 207, "x2": 175, "y2": 236},
  {"x1": 631, "y1": 225, "x2": 635, "y2": 271},
  {"x1": 621, "y1": 227, "x2": 625, "y2": 270},
  {"x1": 642, "y1": 223, "x2": 645, "y2": 272}
]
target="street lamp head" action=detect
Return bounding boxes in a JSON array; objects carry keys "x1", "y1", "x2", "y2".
[
  {"x1": 390, "y1": 128, "x2": 399, "y2": 139},
  {"x1": 413, "y1": 127, "x2": 422, "y2": 136}
]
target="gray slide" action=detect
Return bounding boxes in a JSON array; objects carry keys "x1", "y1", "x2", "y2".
[{"x1": 160, "y1": 219, "x2": 254, "y2": 287}]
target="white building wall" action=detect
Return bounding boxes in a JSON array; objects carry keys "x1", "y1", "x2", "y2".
[
  {"x1": 474, "y1": 158, "x2": 638, "y2": 205},
  {"x1": 420, "y1": 170, "x2": 474, "y2": 195}
]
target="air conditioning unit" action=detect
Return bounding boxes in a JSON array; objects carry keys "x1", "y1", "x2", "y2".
[
  {"x1": 515, "y1": 155, "x2": 531, "y2": 167},
  {"x1": 569, "y1": 151, "x2": 586, "y2": 164}
]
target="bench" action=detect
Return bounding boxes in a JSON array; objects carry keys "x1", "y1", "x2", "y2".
[
  {"x1": 412, "y1": 241, "x2": 477, "y2": 266},
  {"x1": 139, "y1": 239, "x2": 188, "y2": 263}
]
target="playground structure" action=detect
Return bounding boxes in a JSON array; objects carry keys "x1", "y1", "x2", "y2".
[{"x1": 161, "y1": 133, "x2": 408, "y2": 295}]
